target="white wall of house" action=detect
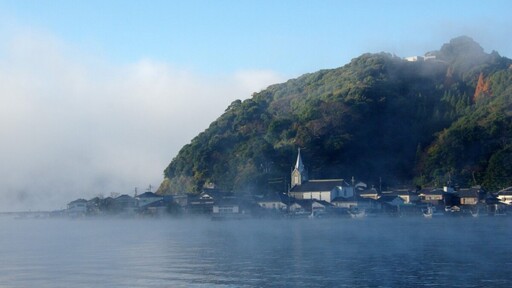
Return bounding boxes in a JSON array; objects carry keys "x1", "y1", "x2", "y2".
[
  {"x1": 213, "y1": 205, "x2": 239, "y2": 214},
  {"x1": 258, "y1": 201, "x2": 287, "y2": 210},
  {"x1": 137, "y1": 196, "x2": 163, "y2": 207},
  {"x1": 460, "y1": 197, "x2": 478, "y2": 205},
  {"x1": 333, "y1": 201, "x2": 356, "y2": 209}
]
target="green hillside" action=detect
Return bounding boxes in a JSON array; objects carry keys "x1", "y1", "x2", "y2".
[{"x1": 158, "y1": 36, "x2": 512, "y2": 195}]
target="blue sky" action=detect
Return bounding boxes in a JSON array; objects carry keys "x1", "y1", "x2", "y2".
[
  {"x1": 0, "y1": 0, "x2": 511, "y2": 210},
  {"x1": 2, "y1": 0, "x2": 511, "y2": 75}
]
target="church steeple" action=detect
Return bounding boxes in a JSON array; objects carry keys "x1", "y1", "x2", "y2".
[{"x1": 291, "y1": 148, "x2": 308, "y2": 187}]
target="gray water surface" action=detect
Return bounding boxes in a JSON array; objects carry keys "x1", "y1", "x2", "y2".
[{"x1": 0, "y1": 216, "x2": 511, "y2": 287}]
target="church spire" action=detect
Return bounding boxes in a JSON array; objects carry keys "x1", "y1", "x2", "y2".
[
  {"x1": 295, "y1": 148, "x2": 305, "y2": 172},
  {"x1": 291, "y1": 148, "x2": 308, "y2": 187}
]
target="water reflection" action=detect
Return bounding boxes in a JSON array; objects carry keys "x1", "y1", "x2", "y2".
[{"x1": 0, "y1": 217, "x2": 511, "y2": 287}]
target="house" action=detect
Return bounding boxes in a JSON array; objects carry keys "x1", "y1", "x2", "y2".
[
  {"x1": 86, "y1": 197, "x2": 101, "y2": 215},
  {"x1": 256, "y1": 193, "x2": 290, "y2": 211},
  {"x1": 212, "y1": 199, "x2": 240, "y2": 214},
  {"x1": 385, "y1": 189, "x2": 419, "y2": 204},
  {"x1": 288, "y1": 199, "x2": 333, "y2": 215},
  {"x1": 497, "y1": 187, "x2": 512, "y2": 205},
  {"x1": 418, "y1": 188, "x2": 444, "y2": 205},
  {"x1": 358, "y1": 188, "x2": 380, "y2": 200},
  {"x1": 211, "y1": 198, "x2": 256, "y2": 219},
  {"x1": 457, "y1": 188, "x2": 480, "y2": 205},
  {"x1": 113, "y1": 194, "x2": 137, "y2": 214},
  {"x1": 67, "y1": 199, "x2": 88, "y2": 217},
  {"x1": 377, "y1": 195, "x2": 405, "y2": 214},
  {"x1": 332, "y1": 196, "x2": 381, "y2": 210},
  {"x1": 188, "y1": 189, "x2": 233, "y2": 214},
  {"x1": 378, "y1": 195, "x2": 405, "y2": 206},
  {"x1": 288, "y1": 149, "x2": 354, "y2": 203},
  {"x1": 136, "y1": 192, "x2": 163, "y2": 208},
  {"x1": 331, "y1": 197, "x2": 358, "y2": 209},
  {"x1": 172, "y1": 194, "x2": 188, "y2": 208},
  {"x1": 139, "y1": 199, "x2": 168, "y2": 216}
]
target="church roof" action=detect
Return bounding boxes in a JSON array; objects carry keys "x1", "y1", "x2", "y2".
[{"x1": 290, "y1": 179, "x2": 348, "y2": 193}]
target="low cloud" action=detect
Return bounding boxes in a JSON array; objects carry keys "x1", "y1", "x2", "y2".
[{"x1": 0, "y1": 29, "x2": 284, "y2": 211}]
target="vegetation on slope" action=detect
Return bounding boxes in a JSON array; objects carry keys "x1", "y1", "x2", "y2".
[{"x1": 159, "y1": 36, "x2": 512, "y2": 195}]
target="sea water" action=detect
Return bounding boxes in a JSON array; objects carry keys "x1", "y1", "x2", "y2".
[{"x1": 0, "y1": 216, "x2": 511, "y2": 287}]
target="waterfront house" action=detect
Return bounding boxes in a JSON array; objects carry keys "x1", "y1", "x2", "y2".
[
  {"x1": 67, "y1": 199, "x2": 88, "y2": 217},
  {"x1": 139, "y1": 199, "x2": 168, "y2": 216},
  {"x1": 172, "y1": 194, "x2": 188, "y2": 208},
  {"x1": 86, "y1": 197, "x2": 101, "y2": 215},
  {"x1": 385, "y1": 189, "x2": 419, "y2": 204},
  {"x1": 378, "y1": 195, "x2": 405, "y2": 206},
  {"x1": 288, "y1": 199, "x2": 333, "y2": 214},
  {"x1": 378, "y1": 195, "x2": 405, "y2": 214},
  {"x1": 418, "y1": 188, "x2": 444, "y2": 205},
  {"x1": 332, "y1": 196, "x2": 381, "y2": 211},
  {"x1": 188, "y1": 189, "x2": 233, "y2": 214},
  {"x1": 212, "y1": 198, "x2": 240, "y2": 214},
  {"x1": 331, "y1": 197, "x2": 357, "y2": 209},
  {"x1": 113, "y1": 194, "x2": 137, "y2": 214},
  {"x1": 256, "y1": 193, "x2": 290, "y2": 211},
  {"x1": 136, "y1": 192, "x2": 163, "y2": 208},
  {"x1": 457, "y1": 188, "x2": 480, "y2": 205}
]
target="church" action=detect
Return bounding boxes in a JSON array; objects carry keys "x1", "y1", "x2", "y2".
[{"x1": 288, "y1": 149, "x2": 354, "y2": 203}]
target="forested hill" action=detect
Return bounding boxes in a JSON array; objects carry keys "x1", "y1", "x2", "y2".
[{"x1": 158, "y1": 36, "x2": 512, "y2": 195}]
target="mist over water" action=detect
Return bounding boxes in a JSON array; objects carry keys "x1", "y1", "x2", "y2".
[{"x1": 0, "y1": 217, "x2": 511, "y2": 288}]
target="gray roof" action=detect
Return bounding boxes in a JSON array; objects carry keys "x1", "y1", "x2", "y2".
[
  {"x1": 378, "y1": 195, "x2": 404, "y2": 203},
  {"x1": 137, "y1": 192, "x2": 161, "y2": 198},
  {"x1": 457, "y1": 189, "x2": 479, "y2": 198},
  {"x1": 257, "y1": 193, "x2": 291, "y2": 204},
  {"x1": 68, "y1": 198, "x2": 88, "y2": 205},
  {"x1": 419, "y1": 188, "x2": 444, "y2": 195},
  {"x1": 290, "y1": 179, "x2": 348, "y2": 193}
]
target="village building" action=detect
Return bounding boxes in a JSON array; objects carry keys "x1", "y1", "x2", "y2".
[
  {"x1": 381, "y1": 189, "x2": 419, "y2": 204},
  {"x1": 112, "y1": 194, "x2": 137, "y2": 214},
  {"x1": 136, "y1": 191, "x2": 163, "y2": 207},
  {"x1": 256, "y1": 193, "x2": 290, "y2": 211},
  {"x1": 188, "y1": 188, "x2": 233, "y2": 214},
  {"x1": 457, "y1": 187, "x2": 482, "y2": 205},
  {"x1": 288, "y1": 149, "x2": 354, "y2": 203},
  {"x1": 418, "y1": 188, "x2": 445, "y2": 205},
  {"x1": 358, "y1": 188, "x2": 380, "y2": 200},
  {"x1": 288, "y1": 199, "x2": 333, "y2": 216},
  {"x1": 67, "y1": 199, "x2": 88, "y2": 217}
]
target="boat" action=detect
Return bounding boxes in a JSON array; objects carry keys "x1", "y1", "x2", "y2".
[
  {"x1": 348, "y1": 208, "x2": 366, "y2": 219},
  {"x1": 423, "y1": 205, "x2": 443, "y2": 218}
]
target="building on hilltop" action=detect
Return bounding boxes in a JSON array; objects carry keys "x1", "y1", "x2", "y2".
[{"x1": 288, "y1": 149, "x2": 354, "y2": 203}]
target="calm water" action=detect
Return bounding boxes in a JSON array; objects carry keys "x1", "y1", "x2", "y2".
[{"x1": 0, "y1": 216, "x2": 511, "y2": 287}]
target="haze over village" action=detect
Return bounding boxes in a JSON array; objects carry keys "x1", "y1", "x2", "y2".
[{"x1": 1, "y1": 1, "x2": 511, "y2": 214}]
